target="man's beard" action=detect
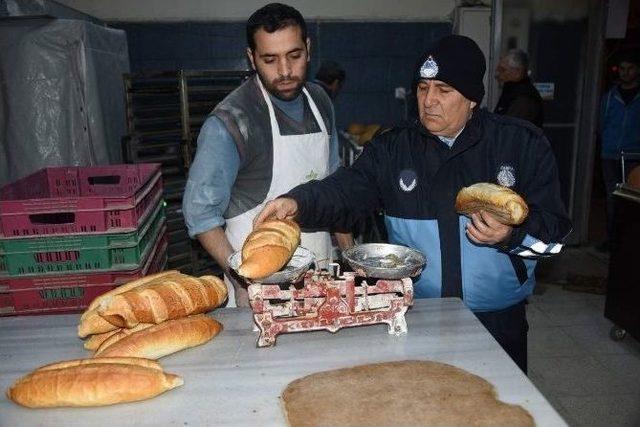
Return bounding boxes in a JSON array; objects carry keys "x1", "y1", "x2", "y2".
[{"x1": 256, "y1": 69, "x2": 305, "y2": 101}]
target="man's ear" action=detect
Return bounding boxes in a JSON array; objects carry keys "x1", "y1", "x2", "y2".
[
  {"x1": 470, "y1": 101, "x2": 477, "y2": 110},
  {"x1": 306, "y1": 37, "x2": 311, "y2": 62},
  {"x1": 246, "y1": 48, "x2": 256, "y2": 70}
]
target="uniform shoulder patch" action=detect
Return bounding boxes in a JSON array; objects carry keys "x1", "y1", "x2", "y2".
[
  {"x1": 497, "y1": 164, "x2": 516, "y2": 187},
  {"x1": 399, "y1": 169, "x2": 418, "y2": 192}
]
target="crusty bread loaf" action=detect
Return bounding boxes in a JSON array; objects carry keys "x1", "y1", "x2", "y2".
[
  {"x1": 78, "y1": 310, "x2": 120, "y2": 338},
  {"x1": 97, "y1": 275, "x2": 227, "y2": 329},
  {"x1": 455, "y1": 183, "x2": 529, "y2": 225},
  {"x1": 35, "y1": 357, "x2": 163, "y2": 372},
  {"x1": 84, "y1": 329, "x2": 121, "y2": 351},
  {"x1": 84, "y1": 271, "x2": 181, "y2": 315},
  {"x1": 78, "y1": 270, "x2": 182, "y2": 338},
  {"x1": 86, "y1": 323, "x2": 153, "y2": 352},
  {"x1": 238, "y1": 218, "x2": 300, "y2": 279},
  {"x1": 7, "y1": 360, "x2": 182, "y2": 408},
  {"x1": 94, "y1": 315, "x2": 222, "y2": 359}
]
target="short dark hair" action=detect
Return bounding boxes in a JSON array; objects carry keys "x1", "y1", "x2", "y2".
[
  {"x1": 246, "y1": 3, "x2": 307, "y2": 50},
  {"x1": 505, "y1": 49, "x2": 529, "y2": 71},
  {"x1": 617, "y1": 49, "x2": 640, "y2": 67},
  {"x1": 315, "y1": 61, "x2": 346, "y2": 84}
]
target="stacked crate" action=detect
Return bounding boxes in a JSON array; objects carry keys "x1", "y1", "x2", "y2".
[
  {"x1": 122, "y1": 69, "x2": 250, "y2": 275},
  {"x1": 0, "y1": 164, "x2": 167, "y2": 316}
]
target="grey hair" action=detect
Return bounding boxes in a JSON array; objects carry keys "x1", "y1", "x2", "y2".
[{"x1": 504, "y1": 49, "x2": 529, "y2": 71}]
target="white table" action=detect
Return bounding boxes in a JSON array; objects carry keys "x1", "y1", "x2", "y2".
[{"x1": 0, "y1": 298, "x2": 567, "y2": 426}]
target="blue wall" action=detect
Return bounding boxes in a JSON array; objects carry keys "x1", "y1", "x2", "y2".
[
  {"x1": 530, "y1": 19, "x2": 588, "y2": 208},
  {"x1": 113, "y1": 21, "x2": 452, "y2": 128}
]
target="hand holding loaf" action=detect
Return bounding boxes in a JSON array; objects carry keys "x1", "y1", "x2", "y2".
[
  {"x1": 455, "y1": 183, "x2": 529, "y2": 225},
  {"x1": 238, "y1": 218, "x2": 301, "y2": 280}
]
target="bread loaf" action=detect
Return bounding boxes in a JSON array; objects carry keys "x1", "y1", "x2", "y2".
[
  {"x1": 97, "y1": 275, "x2": 227, "y2": 329},
  {"x1": 78, "y1": 270, "x2": 182, "y2": 338},
  {"x1": 238, "y1": 218, "x2": 300, "y2": 279},
  {"x1": 7, "y1": 359, "x2": 182, "y2": 408},
  {"x1": 86, "y1": 323, "x2": 153, "y2": 352},
  {"x1": 35, "y1": 357, "x2": 163, "y2": 372},
  {"x1": 455, "y1": 183, "x2": 529, "y2": 225},
  {"x1": 84, "y1": 271, "x2": 181, "y2": 314},
  {"x1": 94, "y1": 315, "x2": 222, "y2": 359},
  {"x1": 84, "y1": 329, "x2": 121, "y2": 351},
  {"x1": 78, "y1": 310, "x2": 120, "y2": 338}
]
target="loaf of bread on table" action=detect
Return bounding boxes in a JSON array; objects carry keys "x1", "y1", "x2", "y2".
[
  {"x1": 78, "y1": 271, "x2": 181, "y2": 338},
  {"x1": 84, "y1": 323, "x2": 154, "y2": 351},
  {"x1": 6, "y1": 358, "x2": 182, "y2": 408},
  {"x1": 238, "y1": 218, "x2": 300, "y2": 279},
  {"x1": 94, "y1": 315, "x2": 222, "y2": 359},
  {"x1": 35, "y1": 357, "x2": 163, "y2": 372},
  {"x1": 95, "y1": 274, "x2": 227, "y2": 329},
  {"x1": 455, "y1": 183, "x2": 529, "y2": 225}
]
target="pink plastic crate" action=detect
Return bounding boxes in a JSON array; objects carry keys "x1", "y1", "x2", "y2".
[
  {"x1": 0, "y1": 164, "x2": 162, "y2": 238},
  {"x1": 0, "y1": 232, "x2": 167, "y2": 316}
]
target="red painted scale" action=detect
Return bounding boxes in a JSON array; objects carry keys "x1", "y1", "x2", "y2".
[{"x1": 248, "y1": 267, "x2": 414, "y2": 347}]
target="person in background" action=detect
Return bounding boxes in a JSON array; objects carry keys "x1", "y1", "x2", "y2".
[
  {"x1": 313, "y1": 60, "x2": 346, "y2": 100},
  {"x1": 182, "y1": 3, "x2": 352, "y2": 307},
  {"x1": 254, "y1": 35, "x2": 572, "y2": 373},
  {"x1": 599, "y1": 51, "x2": 640, "y2": 251},
  {"x1": 494, "y1": 49, "x2": 544, "y2": 128}
]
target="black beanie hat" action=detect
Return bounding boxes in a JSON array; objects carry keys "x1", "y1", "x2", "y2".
[{"x1": 418, "y1": 35, "x2": 486, "y2": 103}]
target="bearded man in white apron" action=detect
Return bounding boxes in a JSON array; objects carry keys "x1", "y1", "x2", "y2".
[{"x1": 183, "y1": 3, "x2": 352, "y2": 307}]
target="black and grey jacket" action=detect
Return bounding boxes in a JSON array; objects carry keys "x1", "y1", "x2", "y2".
[{"x1": 288, "y1": 109, "x2": 572, "y2": 312}]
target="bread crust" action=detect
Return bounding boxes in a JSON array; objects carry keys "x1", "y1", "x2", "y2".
[
  {"x1": 239, "y1": 219, "x2": 301, "y2": 279},
  {"x1": 7, "y1": 361, "x2": 182, "y2": 407},
  {"x1": 94, "y1": 315, "x2": 222, "y2": 359},
  {"x1": 455, "y1": 183, "x2": 529, "y2": 225},
  {"x1": 96, "y1": 274, "x2": 227, "y2": 328}
]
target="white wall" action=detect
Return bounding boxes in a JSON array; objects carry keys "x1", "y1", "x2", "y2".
[{"x1": 54, "y1": 0, "x2": 461, "y2": 22}]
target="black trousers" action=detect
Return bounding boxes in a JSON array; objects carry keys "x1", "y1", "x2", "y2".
[{"x1": 474, "y1": 301, "x2": 529, "y2": 374}]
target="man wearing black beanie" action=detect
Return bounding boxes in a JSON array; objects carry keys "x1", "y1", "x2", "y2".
[{"x1": 255, "y1": 35, "x2": 572, "y2": 374}]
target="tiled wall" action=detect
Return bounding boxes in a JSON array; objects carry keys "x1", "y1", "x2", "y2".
[{"x1": 113, "y1": 21, "x2": 452, "y2": 128}]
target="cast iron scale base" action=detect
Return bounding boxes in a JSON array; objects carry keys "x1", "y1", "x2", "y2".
[{"x1": 247, "y1": 266, "x2": 414, "y2": 347}]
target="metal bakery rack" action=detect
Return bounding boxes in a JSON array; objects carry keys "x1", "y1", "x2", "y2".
[{"x1": 122, "y1": 69, "x2": 251, "y2": 275}]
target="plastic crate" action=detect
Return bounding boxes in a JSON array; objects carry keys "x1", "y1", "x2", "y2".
[
  {"x1": 0, "y1": 201, "x2": 165, "y2": 276},
  {"x1": 0, "y1": 233, "x2": 168, "y2": 316},
  {"x1": 0, "y1": 164, "x2": 162, "y2": 238}
]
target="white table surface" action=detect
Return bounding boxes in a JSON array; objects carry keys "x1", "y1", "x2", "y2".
[{"x1": 0, "y1": 298, "x2": 567, "y2": 426}]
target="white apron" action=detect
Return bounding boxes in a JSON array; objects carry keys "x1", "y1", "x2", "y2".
[{"x1": 224, "y1": 79, "x2": 333, "y2": 306}]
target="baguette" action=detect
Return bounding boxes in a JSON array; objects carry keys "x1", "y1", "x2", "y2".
[
  {"x1": 78, "y1": 309, "x2": 120, "y2": 338},
  {"x1": 35, "y1": 357, "x2": 163, "y2": 372},
  {"x1": 83, "y1": 270, "x2": 181, "y2": 317},
  {"x1": 78, "y1": 270, "x2": 182, "y2": 338},
  {"x1": 7, "y1": 361, "x2": 182, "y2": 408},
  {"x1": 97, "y1": 275, "x2": 227, "y2": 329},
  {"x1": 455, "y1": 183, "x2": 529, "y2": 225},
  {"x1": 86, "y1": 323, "x2": 153, "y2": 352},
  {"x1": 94, "y1": 315, "x2": 222, "y2": 360},
  {"x1": 238, "y1": 218, "x2": 300, "y2": 279}
]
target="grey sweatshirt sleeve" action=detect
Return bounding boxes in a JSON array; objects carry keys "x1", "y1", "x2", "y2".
[{"x1": 182, "y1": 116, "x2": 240, "y2": 238}]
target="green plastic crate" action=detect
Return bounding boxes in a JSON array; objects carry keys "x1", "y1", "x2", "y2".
[{"x1": 0, "y1": 202, "x2": 165, "y2": 276}]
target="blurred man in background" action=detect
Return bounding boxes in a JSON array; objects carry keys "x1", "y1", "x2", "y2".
[
  {"x1": 495, "y1": 49, "x2": 543, "y2": 128},
  {"x1": 599, "y1": 51, "x2": 640, "y2": 251},
  {"x1": 314, "y1": 60, "x2": 346, "y2": 100}
]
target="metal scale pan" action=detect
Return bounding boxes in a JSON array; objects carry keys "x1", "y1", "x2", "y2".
[
  {"x1": 228, "y1": 246, "x2": 316, "y2": 284},
  {"x1": 342, "y1": 243, "x2": 426, "y2": 279}
]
